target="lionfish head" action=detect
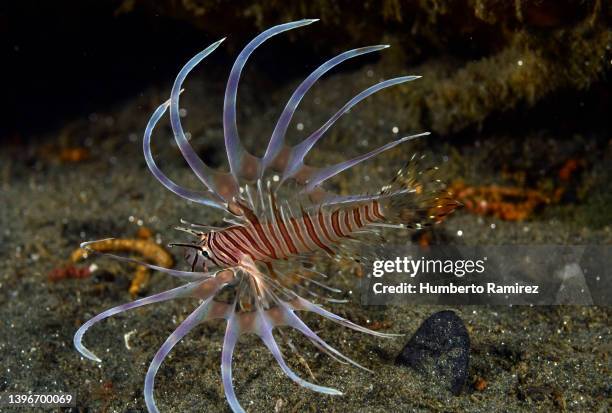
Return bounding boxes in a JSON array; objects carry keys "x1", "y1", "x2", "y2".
[{"x1": 181, "y1": 233, "x2": 216, "y2": 272}]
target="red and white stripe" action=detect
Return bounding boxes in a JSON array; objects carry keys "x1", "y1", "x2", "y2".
[{"x1": 206, "y1": 200, "x2": 385, "y2": 266}]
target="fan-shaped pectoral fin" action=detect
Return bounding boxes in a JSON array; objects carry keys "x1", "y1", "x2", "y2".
[
  {"x1": 144, "y1": 296, "x2": 217, "y2": 413},
  {"x1": 278, "y1": 165, "x2": 329, "y2": 204},
  {"x1": 259, "y1": 324, "x2": 342, "y2": 395},
  {"x1": 221, "y1": 313, "x2": 245, "y2": 413},
  {"x1": 261, "y1": 45, "x2": 390, "y2": 173},
  {"x1": 168, "y1": 38, "x2": 240, "y2": 202},
  {"x1": 293, "y1": 297, "x2": 403, "y2": 339},
  {"x1": 253, "y1": 307, "x2": 343, "y2": 395},
  {"x1": 74, "y1": 282, "x2": 200, "y2": 363},
  {"x1": 144, "y1": 98, "x2": 227, "y2": 210},
  {"x1": 223, "y1": 19, "x2": 318, "y2": 182},
  {"x1": 280, "y1": 304, "x2": 372, "y2": 372},
  {"x1": 302, "y1": 132, "x2": 430, "y2": 193},
  {"x1": 282, "y1": 76, "x2": 422, "y2": 181}
]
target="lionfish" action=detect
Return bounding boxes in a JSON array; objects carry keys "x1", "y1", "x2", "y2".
[{"x1": 74, "y1": 20, "x2": 456, "y2": 412}]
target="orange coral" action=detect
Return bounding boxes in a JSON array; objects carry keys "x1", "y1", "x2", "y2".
[
  {"x1": 417, "y1": 231, "x2": 432, "y2": 248},
  {"x1": 48, "y1": 265, "x2": 91, "y2": 282},
  {"x1": 450, "y1": 181, "x2": 550, "y2": 221},
  {"x1": 474, "y1": 377, "x2": 488, "y2": 391},
  {"x1": 558, "y1": 158, "x2": 582, "y2": 181},
  {"x1": 58, "y1": 147, "x2": 90, "y2": 163}
]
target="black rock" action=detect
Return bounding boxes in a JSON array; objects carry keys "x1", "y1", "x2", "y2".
[{"x1": 396, "y1": 310, "x2": 470, "y2": 395}]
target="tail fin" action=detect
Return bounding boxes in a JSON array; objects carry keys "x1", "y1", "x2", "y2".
[{"x1": 379, "y1": 156, "x2": 459, "y2": 229}]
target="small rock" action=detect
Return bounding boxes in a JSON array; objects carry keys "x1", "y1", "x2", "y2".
[{"x1": 396, "y1": 310, "x2": 470, "y2": 395}]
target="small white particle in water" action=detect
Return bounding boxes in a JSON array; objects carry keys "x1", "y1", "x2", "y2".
[
  {"x1": 457, "y1": 230, "x2": 463, "y2": 237},
  {"x1": 596, "y1": 276, "x2": 600, "y2": 281},
  {"x1": 129, "y1": 215, "x2": 135, "y2": 223},
  {"x1": 179, "y1": 108, "x2": 187, "y2": 117},
  {"x1": 185, "y1": 132, "x2": 192, "y2": 140},
  {"x1": 392, "y1": 126, "x2": 399, "y2": 134},
  {"x1": 137, "y1": 219, "x2": 143, "y2": 226},
  {"x1": 296, "y1": 122, "x2": 304, "y2": 131},
  {"x1": 272, "y1": 175, "x2": 279, "y2": 182},
  {"x1": 366, "y1": 69, "x2": 374, "y2": 77},
  {"x1": 89, "y1": 263, "x2": 98, "y2": 273},
  {"x1": 124, "y1": 330, "x2": 137, "y2": 350},
  {"x1": 517, "y1": 60, "x2": 523, "y2": 66},
  {"x1": 490, "y1": 223, "x2": 496, "y2": 229},
  {"x1": 128, "y1": 133, "x2": 137, "y2": 142},
  {"x1": 314, "y1": 97, "x2": 321, "y2": 105}
]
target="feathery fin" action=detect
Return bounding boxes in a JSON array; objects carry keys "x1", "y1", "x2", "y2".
[
  {"x1": 224, "y1": 19, "x2": 318, "y2": 182},
  {"x1": 169, "y1": 38, "x2": 240, "y2": 202},
  {"x1": 262, "y1": 45, "x2": 390, "y2": 173},
  {"x1": 145, "y1": 296, "x2": 218, "y2": 413},
  {"x1": 284, "y1": 76, "x2": 422, "y2": 183},
  {"x1": 144, "y1": 99, "x2": 226, "y2": 210},
  {"x1": 303, "y1": 132, "x2": 430, "y2": 192}
]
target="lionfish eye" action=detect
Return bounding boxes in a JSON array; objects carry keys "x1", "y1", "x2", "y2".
[{"x1": 201, "y1": 250, "x2": 210, "y2": 258}]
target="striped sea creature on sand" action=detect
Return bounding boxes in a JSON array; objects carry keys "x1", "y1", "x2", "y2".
[{"x1": 74, "y1": 19, "x2": 457, "y2": 412}]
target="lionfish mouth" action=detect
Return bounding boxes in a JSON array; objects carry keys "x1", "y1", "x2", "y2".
[{"x1": 74, "y1": 18, "x2": 453, "y2": 413}]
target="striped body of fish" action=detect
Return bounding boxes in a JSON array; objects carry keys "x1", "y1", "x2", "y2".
[
  {"x1": 74, "y1": 20, "x2": 457, "y2": 413},
  {"x1": 191, "y1": 197, "x2": 385, "y2": 268}
]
